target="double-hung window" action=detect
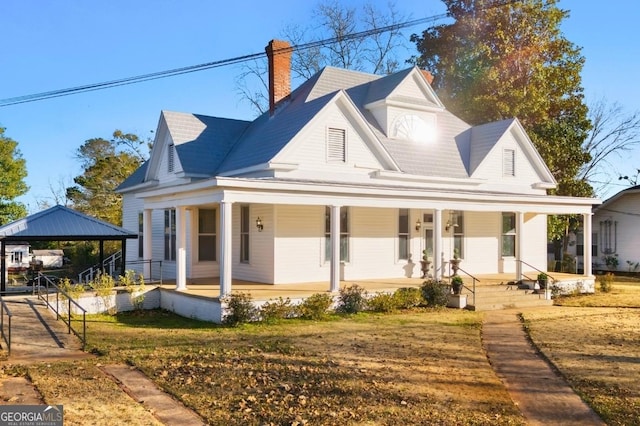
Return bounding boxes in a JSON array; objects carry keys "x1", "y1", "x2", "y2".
[
  {"x1": 451, "y1": 210, "x2": 464, "y2": 258},
  {"x1": 138, "y1": 212, "x2": 144, "y2": 258},
  {"x1": 240, "y1": 205, "x2": 250, "y2": 263},
  {"x1": 502, "y1": 213, "x2": 516, "y2": 257},
  {"x1": 198, "y1": 209, "x2": 216, "y2": 261},
  {"x1": 164, "y1": 209, "x2": 176, "y2": 261},
  {"x1": 325, "y1": 206, "x2": 349, "y2": 262},
  {"x1": 398, "y1": 208, "x2": 409, "y2": 260}
]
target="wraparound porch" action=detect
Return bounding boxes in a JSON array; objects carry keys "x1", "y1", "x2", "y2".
[{"x1": 158, "y1": 271, "x2": 592, "y2": 302}]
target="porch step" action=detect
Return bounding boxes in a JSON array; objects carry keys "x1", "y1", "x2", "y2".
[{"x1": 462, "y1": 285, "x2": 553, "y2": 311}]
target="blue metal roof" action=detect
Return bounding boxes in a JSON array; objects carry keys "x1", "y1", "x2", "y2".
[{"x1": 0, "y1": 205, "x2": 138, "y2": 241}]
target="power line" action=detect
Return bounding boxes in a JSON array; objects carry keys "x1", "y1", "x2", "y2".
[
  {"x1": 0, "y1": 14, "x2": 446, "y2": 107},
  {"x1": 0, "y1": 0, "x2": 521, "y2": 107}
]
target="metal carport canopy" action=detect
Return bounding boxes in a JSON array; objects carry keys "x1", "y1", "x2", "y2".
[{"x1": 0, "y1": 205, "x2": 138, "y2": 292}]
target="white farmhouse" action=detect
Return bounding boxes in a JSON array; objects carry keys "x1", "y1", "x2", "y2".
[{"x1": 118, "y1": 39, "x2": 598, "y2": 299}]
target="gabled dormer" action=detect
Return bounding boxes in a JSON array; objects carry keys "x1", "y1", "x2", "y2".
[{"x1": 364, "y1": 67, "x2": 445, "y2": 143}]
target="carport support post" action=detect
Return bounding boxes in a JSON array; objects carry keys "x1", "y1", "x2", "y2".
[
  {"x1": 0, "y1": 241, "x2": 5, "y2": 293},
  {"x1": 99, "y1": 241, "x2": 105, "y2": 274},
  {"x1": 330, "y1": 205, "x2": 341, "y2": 292}
]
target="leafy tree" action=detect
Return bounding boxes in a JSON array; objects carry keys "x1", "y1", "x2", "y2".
[
  {"x1": 237, "y1": 0, "x2": 408, "y2": 114},
  {"x1": 0, "y1": 127, "x2": 28, "y2": 224},
  {"x1": 411, "y1": 0, "x2": 591, "y2": 198},
  {"x1": 411, "y1": 0, "x2": 592, "y2": 250},
  {"x1": 66, "y1": 131, "x2": 148, "y2": 226}
]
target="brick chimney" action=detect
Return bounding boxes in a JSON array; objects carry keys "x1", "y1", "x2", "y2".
[
  {"x1": 421, "y1": 70, "x2": 434, "y2": 85},
  {"x1": 265, "y1": 39, "x2": 292, "y2": 116}
]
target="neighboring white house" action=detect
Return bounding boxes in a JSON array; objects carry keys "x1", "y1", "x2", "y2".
[
  {"x1": 590, "y1": 185, "x2": 640, "y2": 273},
  {"x1": 32, "y1": 249, "x2": 64, "y2": 269},
  {"x1": 5, "y1": 243, "x2": 30, "y2": 272},
  {"x1": 117, "y1": 39, "x2": 599, "y2": 296}
]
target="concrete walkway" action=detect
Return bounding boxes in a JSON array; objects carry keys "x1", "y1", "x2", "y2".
[
  {"x1": 483, "y1": 309, "x2": 606, "y2": 426},
  {"x1": 2, "y1": 296, "x2": 91, "y2": 363},
  {"x1": 0, "y1": 295, "x2": 205, "y2": 425}
]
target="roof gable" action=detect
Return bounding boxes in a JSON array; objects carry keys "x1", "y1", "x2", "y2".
[
  {"x1": 272, "y1": 90, "x2": 399, "y2": 172},
  {"x1": 144, "y1": 111, "x2": 250, "y2": 181},
  {"x1": 364, "y1": 67, "x2": 444, "y2": 110},
  {"x1": 469, "y1": 119, "x2": 556, "y2": 186}
]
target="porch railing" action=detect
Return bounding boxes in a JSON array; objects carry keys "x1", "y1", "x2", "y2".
[
  {"x1": 451, "y1": 266, "x2": 479, "y2": 307},
  {"x1": 0, "y1": 296, "x2": 13, "y2": 355},
  {"x1": 123, "y1": 259, "x2": 164, "y2": 284},
  {"x1": 35, "y1": 274, "x2": 87, "y2": 351}
]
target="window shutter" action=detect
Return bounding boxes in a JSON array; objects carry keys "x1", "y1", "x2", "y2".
[
  {"x1": 327, "y1": 128, "x2": 346, "y2": 162},
  {"x1": 503, "y1": 149, "x2": 515, "y2": 177}
]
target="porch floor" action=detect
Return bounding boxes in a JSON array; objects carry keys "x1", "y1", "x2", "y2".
[{"x1": 160, "y1": 271, "x2": 586, "y2": 301}]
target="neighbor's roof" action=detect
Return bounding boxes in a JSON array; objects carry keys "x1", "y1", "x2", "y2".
[
  {"x1": 594, "y1": 184, "x2": 640, "y2": 211},
  {"x1": 0, "y1": 205, "x2": 138, "y2": 241}
]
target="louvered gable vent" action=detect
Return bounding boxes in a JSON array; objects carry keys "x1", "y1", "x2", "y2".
[
  {"x1": 327, "y1": 128, "x2": 346, "y2": 162},
  {"x1": 503, "y1": 148, "x2": 515, "y2": 177}
]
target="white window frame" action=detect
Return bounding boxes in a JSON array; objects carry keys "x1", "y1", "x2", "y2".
[
  {"x1": 240, "y1": 205, "x2": 250, "y2": 263},
  {"x1": 501, "y1": 212, "x2": 516, "y2": 257},
  {"x1": 325, "y1": 206, "x2": 349, "y2": 262},
  {"x1": 164, "y1": 209, "x2": 176, "y2": 261},
  {"x1": 398, "y1": 208, "x2": 409, "y2": 260},
  {"x1": 198, "y1": 208, "x2": 217, "y2": 262}
]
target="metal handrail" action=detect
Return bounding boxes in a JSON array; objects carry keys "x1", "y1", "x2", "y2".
[
  {"x1": 451, "y1": 266, "x2": 480, "y2": 307},
  {"x1": 0, "y1": 297, "x2": 12, "y2": 355},
  {"x1": 78, "y1": 251, "x2": 123, "y2": 284},
  {"x1": 517, "y1": 260, "x2": 557, "y2": 283},
  {"x1": 122, "y1": 259, "x2": 164, "y2": 284},
  {"x1": 35, "y1": 274, "x2": 87, "y2": 350}
]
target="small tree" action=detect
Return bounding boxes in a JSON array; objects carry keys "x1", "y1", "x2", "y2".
[{"x1": 90, "y1": 273, "x2": 115, "y2": 314}]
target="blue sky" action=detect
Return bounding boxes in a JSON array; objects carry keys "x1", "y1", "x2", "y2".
[{"x1": 1, "y1": 0, "x2": 638, "y2": 212}]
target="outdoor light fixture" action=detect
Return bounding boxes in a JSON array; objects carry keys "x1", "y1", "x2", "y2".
[
  {"x1": 415, "y1": 219, "x2": 421, "y2": 231},
  {"x1": 256, "y1": 217, "x2": 263, "y2": 232}
]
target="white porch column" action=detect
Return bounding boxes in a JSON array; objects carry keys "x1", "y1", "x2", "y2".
[
  {"x1": 175, "y1": 206, "x2": 187, "y2": 291},
  {"x1": 515, "y1": 211, "x2": 524, "y2": 281},
  {"x1": 330, "y1": 205, "x2": 341, "y2": 292},
  {"x1": 143, "y1": 209, "x2": 153, "y2": 280},
  {"x1": 433, "y1": 209, "x2": 442, "y2": 281},
  {"x1": 219, "y1": 201, "x2": 233, "y2": 297},
  {"x1": 583, "y1": 213, "x2": 593, "y2": 277}
]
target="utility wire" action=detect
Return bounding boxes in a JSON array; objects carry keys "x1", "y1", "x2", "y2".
[{"x1": 0, "y1": 0, "x2": 520, "y2": 107}]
